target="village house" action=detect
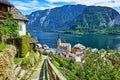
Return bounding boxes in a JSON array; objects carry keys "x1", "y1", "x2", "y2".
[
  {"x1": 0, "y1": 0, "x2": 28, "y2": 36},
  {"x1": 72, "y1": 43, "x2": 85, "y2": 64}
]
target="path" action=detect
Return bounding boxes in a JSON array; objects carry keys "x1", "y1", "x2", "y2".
[{"x1": 31, "y1": 55, "x2": 46, "y2": 80}]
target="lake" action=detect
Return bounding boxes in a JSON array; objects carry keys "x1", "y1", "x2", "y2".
[{"x1": 30, "y1": 32, "x2": 120, "y2": 50}]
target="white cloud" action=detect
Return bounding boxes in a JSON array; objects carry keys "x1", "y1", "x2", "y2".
[
  {"x1": 9, "y1": 0, "x2": 120, "y2": 14},
  {"x1": 95, "y1": 0, "x2": 120, "y2": 7},
  {"x1": 46, "y1": 0, "x2": 120, "y2": 8},
  {"x1": 10, "y1": 0, "x2": 41, "y2": 10},
  {"x1": 46, "y1": 0, "x2": 120, "y2": 13},
  {"x1": 10, "y1": 0, "x2": 57, "y2": 12}
]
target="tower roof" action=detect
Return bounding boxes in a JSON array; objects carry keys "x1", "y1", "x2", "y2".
[
  {"x1": 58, "y1": 33, "x2": 60, "y2": 39},
  {"x1": 0, "y1": 0, "x2": 13, "y2": 7}
]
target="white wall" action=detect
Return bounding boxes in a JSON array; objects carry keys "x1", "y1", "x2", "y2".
[{"x1": 18, "y1": 21, "x2": 26, "y2": 36}]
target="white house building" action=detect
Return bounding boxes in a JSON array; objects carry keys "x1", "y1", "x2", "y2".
[{"x1": 0, "y1": 0, "x2": 28, "y2": 36}]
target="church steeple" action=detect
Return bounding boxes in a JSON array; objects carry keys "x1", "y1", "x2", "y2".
[
  {"x1": 58, "y1": 33, "x2": 60, "y2": 39},
  {"x1": 57, "y1": 33, "x2": 61, "y2": 48}
]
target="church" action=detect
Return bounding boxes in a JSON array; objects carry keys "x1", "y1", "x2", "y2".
[{"x1": 57, "y1": 33, "x2": 71, "y2": 52}]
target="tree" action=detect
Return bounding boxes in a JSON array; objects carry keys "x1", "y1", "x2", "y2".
[{"x1": 0, "y1": 12, "x2": 19, "y2": 44}]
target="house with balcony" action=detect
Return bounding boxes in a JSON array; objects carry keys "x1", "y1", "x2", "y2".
[{"x1": 0, "y1": 0, "x2": 28, "y2": 36}]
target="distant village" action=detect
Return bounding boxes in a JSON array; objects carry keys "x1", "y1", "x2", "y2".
[{"x1": 35, "y1": 33, "x2": 86, "y2": 65}]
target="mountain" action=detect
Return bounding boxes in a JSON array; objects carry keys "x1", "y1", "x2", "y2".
[
  {"x1": 68, "y1": 6, "x2": 120, "y2": 34},
  {"x1": 26, "y1": 4, "x2": 86, "y2": 31},
  {"x1": 26, "y1": 5, "x2": 120, "y2": 33}
]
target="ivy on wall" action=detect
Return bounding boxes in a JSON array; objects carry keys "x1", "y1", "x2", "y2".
[{"x1": 15, "y1": 35, "x2": 29, "y2": 58}]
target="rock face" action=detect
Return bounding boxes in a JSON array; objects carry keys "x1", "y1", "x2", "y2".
[
  {"x1": 0, "y1": 45, "x2": 16, "y2": 80},
  {"x1": 73, "y1": 6, "x2": 120, "y2": 27},
  {"x1": 26, "y1": 5, "x2": 120, "y2": 32},
  {"x1": 26, "y1": 4, "x2": 86, "y2": 31}
]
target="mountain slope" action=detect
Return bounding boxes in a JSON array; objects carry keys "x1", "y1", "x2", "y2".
[
  {"x1": 26, "y1": 4, "x2": 86, "y2": 31},
  {"x1": 26, "y1": 5, "x2": 120, "y2": 33},
  {"x1": 75, "y1": 6, "x2": 120, "y2": 27},
  {"x1": 67, "y1": 6, "x2": 120, "y2": 34}
]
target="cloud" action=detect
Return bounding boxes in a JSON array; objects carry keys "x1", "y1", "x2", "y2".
[
  {"x1": 95, "y1": 0, "x2": 120, "y2": 7},
  {"x1": 10, "y1": 0, "x2": 45, "y2": 10},
  {"x1": 46, "y1": 0, "x2": 120, "y2": 8},
  {"x1": 46, "y1": 0, "x2": 120, "y2": 13},
  {"x1": 9, "y1": 0, "x2": 58, "y2": 14},
  {"x1": 9, "y1": 0, "x2": 120, "y2": 14}
]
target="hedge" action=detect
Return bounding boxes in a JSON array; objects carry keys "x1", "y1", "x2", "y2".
[{"x1": 15, "y1": 35, "x2": 29, "y2": 58}]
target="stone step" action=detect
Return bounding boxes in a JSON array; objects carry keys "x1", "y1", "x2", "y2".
[
  {"x1": 16, "y1": 69, "x2": 27, "y2": 80},
  {"x1": 18, "y1": 70, "x2": 27, "y2": 79},
  {"x1": 15, "y1": 67, "x2": 21, "y2": 76}
]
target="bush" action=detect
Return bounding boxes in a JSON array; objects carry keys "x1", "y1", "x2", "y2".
[
  {"x1": 14, "y1": 52, "x2": 37, "y2": 69},
  {"x1": 22, "y1": 57, "x2": 31, "y2": 66},
  {"x1": 14, "y1": 58, "x2": 22, "y2": 64},
  {"x1": 15, "y1": 35, "x2": 29, "y2": 58},
  {"x1": 0, "y1": 43, "x2": 6, "y2": 52},
  {"x1": 51, "y1": 51, "x2": 120, "y2": 80}
]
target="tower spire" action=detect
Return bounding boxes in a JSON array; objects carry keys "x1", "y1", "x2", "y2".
[
  {"x1": 57, "y1": 33, "x2": 61, "y2": 48},
  {"x1": 58, "y1": 33, "x2": 60, "y2": 39}
]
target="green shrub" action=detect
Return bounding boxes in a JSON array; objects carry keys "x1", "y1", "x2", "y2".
[
  {"x1": 29, "y1": 52, "x2": 36, "y2": 58},
  {"x1": 0, "y1": 43, "x2": 6, "y2": 52},
  {"x1": 14, "y1": 58, "x2": 22, "y2": 64},
  {"x1": 14, "y1": 52, "x2": 37, "y2": 69},
  {"x1": 15, "y1": 35, "x2": 29, "y2": 58},
  {"x1": 22, "y1": 57, "x2": 31, "y2": 66},
  {"x1": 51, "y1": 49, "x2": 120, "y2": 80}
]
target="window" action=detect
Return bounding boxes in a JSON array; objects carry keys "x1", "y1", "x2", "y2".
[
  {"x1": 0, "y1": 7, "x2": 2, "y2": 15},
  {"x1": 19, "y1": 25, "x2": 22, "y2": 31},
  {"x1": 0, "y1": 7, "x2": 2, "y2": 11},
  {"x1": 0, "y1": 4, "x2": 2, "y2": 11}
]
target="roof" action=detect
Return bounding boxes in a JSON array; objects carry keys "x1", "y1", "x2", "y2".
[
  {"x1": 0, "y1": 0, "x2": 13, "y2": 7},
  {"x1": 30, "y1": 37, "x2": 38, "y2": 43},
  {"x1": 11, "y1": 7, "x2": 28, "y2": 21},
  {"x1": 0, "y1": 0, "x2": 28, "y2": 21},
  {"x1": 60, "y1": 43, "x2": 71, "y2": 46},
  {"x1": 73, "y1": 43, "x2": 85, "y2": 49},
  {"x1": 0, "y1": 7, "x2": 28, "y2": 21}
]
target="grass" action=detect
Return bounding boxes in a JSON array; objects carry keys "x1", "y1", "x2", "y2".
[
  {"x1": 14, "y1": 52, "x2": 38, "y2": 68},
  {"x1": 26, "y1": 55, "x2": 42, "y2": 80},
  {"x1": 0, "y1": 43, "x2": 6, "y2": 52},
  {"x1": 14, "y1": 58, "x2": 22, "y2": 64},
  {"x1": 51, "y1": 56, "x2": 79, "y2": 80},
  {"x1": 14, "y1": 52, "x2": 42, "y2": 79},
  {"x1": 52, "y1": 60, "x2": 60, "y2": 68},
  {"x1": 29, "y1": 52, "x2": 36, "y2": 58}
]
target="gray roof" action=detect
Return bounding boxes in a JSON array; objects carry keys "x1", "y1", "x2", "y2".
[
  {"x1": 11, "y1": 7, "x2": 28, "y2": 21},
  {"x1": 0, "y1": 0, "x2": 13, "y2": 6},
  {"x1": 30, "y1": 37, "x2": 38, "y2": 43},
  {"x1": 0, "y1": 0, "x2": 28, "y2": 21}
]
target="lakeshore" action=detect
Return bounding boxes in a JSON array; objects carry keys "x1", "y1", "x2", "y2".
[{"x1": 30, "y1": 32, "x2": 120, "y2": 50}]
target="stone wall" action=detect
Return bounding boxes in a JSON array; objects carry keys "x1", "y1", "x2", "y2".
[
  {"x1": 14, "y1": 52, "x2": 40, "y2": 79},
  {"x1": 0, "y1": 45, "x2": 16, "y2": 80}
]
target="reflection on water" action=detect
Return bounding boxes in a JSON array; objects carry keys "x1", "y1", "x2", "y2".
[{"x1": 30, "y1": 32, "x2": 120, "y2": 50}]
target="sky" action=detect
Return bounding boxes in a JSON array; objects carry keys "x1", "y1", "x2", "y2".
[{"x1": 9, "y1": 0, "x2": 120, "y2": 15}]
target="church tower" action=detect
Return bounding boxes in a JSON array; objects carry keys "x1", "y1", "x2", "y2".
[{"x1": 57, "y1": 33, "x2": 61, "y2": 48}]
